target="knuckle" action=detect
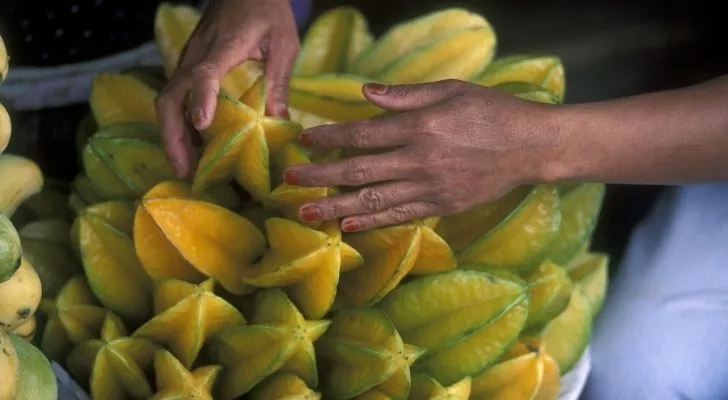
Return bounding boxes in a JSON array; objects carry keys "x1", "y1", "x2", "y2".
[
  {"x1": 441, "y1": 79, "x2": 466, "y2": 92},
  {"x1": 343, "y1": 159, "x2": 371, "y2": 185},
  {"x1": 418, "y1": 115, "x2": 441, "y2": 135},
  {"x1": 192, "y1": 63, "x2": 219, "y2": 80},
  {"x1": 386, "y1": 205, "x2": 414, "y2": 223},
  {"x1": 315, "y1": 200, "x2": 338, "y2": 219},
  {"x1": 345, "y1": 124, "x2": 370, "y2": 148},
  {"x1": 358, "y1": 188, "x2": 386, "y2": 212}
]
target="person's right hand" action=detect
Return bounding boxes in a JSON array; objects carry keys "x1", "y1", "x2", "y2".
[{"x1": 156, "y1": 0, "x2": 300, "y2": 178}]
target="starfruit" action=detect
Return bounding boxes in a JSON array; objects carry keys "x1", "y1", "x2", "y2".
[
  {"x1": 11, "y1": 181, "x2": 70, "y2": 226},
  {"x1": 437, "y1": 185, "x2": 561, "y2": 274},
  {"x1": 69, "y1": 175, "x2": 105, "y2": 215},
  {"x1": 207, "y1": 289, "x2": 330, "y2": 399},
  {"x1": 74, "y1": 201, "x2": 153, "y2": 325},
  {"x1": 474, "y1": 55, "x2": 566, "y2": 102},
  {"x1": 133, "y1": 279, "x2": 246, "y2": 368},
  {"x1": 316, "y1": 308, "x2": 424, "y2": 399},
  {"x1": 522, "y1": 260, "x2": 572, "y2": 333},
  {"x1": 136, "y1": 183, "x2": 265, "y2": 295},
  {"x1": 567, "y1": 251, "x2": 609, "y2": 316},
  {"x1": 266, "y1": 143, "x2": 341, "y2": 225},
  {"x1": 288, "y1": 74, "x2": 384, "y2": 122},
  {"x1": 540, "y1": 286, "x2": 592, "y2": 375},
  {"x1": 192, "y1": 91, "x2": 271, "y2": 198},
  {"x1": 82, "y1": 122, "x2": 177, "y2": 200},
  {"x1": 289, "y1": 107, "x2": 337, "y2": 130},
  {"x1": 409, "y1": 374, "x2": 472, "y2": 400},
  {"x1": 546, "y1": 183, "x2": 605, "y2": 265},
  {"x1": 236, "y1": 76, "x2": 305, "y2": 155},
  {"x1": 38, "y1": 277, "x2": 107, "y2": 363},
  {"x1": 89, "y1": 73, "x2": 159, "y2": 127},
  {"x1": 339, "y1": 218, "x2": 455, "y2": 307},
  {"x1": 495, "y1": 82, "x2": 561, "y2": 104},
  {"x1": 294, "y1": 6, "x2": 373, "y2": 75},
  {"x1": 378, "y1": 269, "x2": 529, "y2": 385},
  {"x1": 150, "y1": 349, "x2": 221, "y2": 400},
  {"x1": 66, "y1": 312, "x2": 160, "y2": 400},
  {"x1": 241, "y1": 218, "x2": 363, "y2": 319},
  {"x1": 19, "y1": 219, "x2": 81, "y2": 298},
  {"x1": 375, "y1": 26, "x2": 496, "y2": 84},
  {"x1": 352, "y1": 8, "x2": 492, "y2": 78},
  {"x1": 470, "y1": 338, "x2": 560, "y2": 400},
  {"x1": 154, "y1": 3, "x2": 261, "y2": 97},
  {"x1": 249, "y1": 373, "x2": 321, "y2": 400}
]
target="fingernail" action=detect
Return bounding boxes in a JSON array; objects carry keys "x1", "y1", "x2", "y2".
[
  {"x1": 365, "y1": 82, "x2": 388, "y2": 95},
  {"x1": 192, "y1": 109, "x2": 206, "y2": 129},
  {"x1": 283, "y1": 169, "x2": 299, "y2": 185},
  {"x1": 298, "y1": 133, "x2": 314, "y2": 147},
  {"x1": 299, "y1": 205, "x2": 321, "y2": 222},
  {"x1": 342, "y1": 219, "x2": 360, "y2": 232}
]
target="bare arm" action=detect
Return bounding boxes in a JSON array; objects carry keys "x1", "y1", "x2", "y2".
[{"x1": 550, "y1": 74, "x2": 728, "y2": 184}]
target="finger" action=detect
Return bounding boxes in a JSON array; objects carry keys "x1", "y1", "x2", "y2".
[
  {"x1": 156, "y1": 79, "x2": 196, "y2": 177},
  {"x1": 297, "y1": 180, "x2": 428, "y2": 222},
  {"x1": 362, "y1": 79, "x2": 471, "y2": 112},
  {"x1": 341, "y1": 202, "x2": 440, "y2": 232},
  {"x1": 188, "y1": 31, "x2": 265, "y2": 130},
  {"x1": 188, "y1": 62, "x2": 222, "y2": 131},
  {"x1": 284, "y1": 151, "x2": 418, "y2": 187},
  {"x1": 264, "y1": 34, "x2": 299, "y2": 119},
  {"x1": 298, "y1": 114, "x2": 419, "y2": 150}
]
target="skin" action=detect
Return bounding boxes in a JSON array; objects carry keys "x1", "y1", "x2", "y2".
[{"x1": 156, "y1": 0, "x2": 728, "y2": 233}]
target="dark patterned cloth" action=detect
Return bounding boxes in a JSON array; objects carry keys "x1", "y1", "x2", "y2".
[{"x1": 0, "y1": 0, "x2": 198, "y2": 67}]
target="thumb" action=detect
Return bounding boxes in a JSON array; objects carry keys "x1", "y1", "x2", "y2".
[{"x1": 362, "y1": 80, "x2": 470, "y2": 111}]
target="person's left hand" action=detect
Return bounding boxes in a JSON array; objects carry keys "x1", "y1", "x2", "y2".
[{"x1": 282, "y1": 79, "x2": 564, "y2": 232}]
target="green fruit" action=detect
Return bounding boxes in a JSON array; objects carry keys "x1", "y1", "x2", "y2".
[
  {"x1": 294, "y1": 6, "x2": 373, "y2": 75},
  {"x1": 495, "y1": 82, "x2": 561, "y2": 104},
  {"x1": 0, "y1": 212, "x2": 21, "y2": 282},
  {"x1": 541, "y1": 286, "x2": 592, "y2": 374},
  {"x1": 352, "y1": 8, "x2": 491, "y2": 78},
  {"x1": 547, "y1": 183, "x2": 606, "y2": 265},
  {"x1": 8, "y1": 332, "x2": 58, "y2": 400}
]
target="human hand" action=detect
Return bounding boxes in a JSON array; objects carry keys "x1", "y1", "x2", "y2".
[
  {"x1": 282, "y1": 79, "x2": 563, "y2": 232},
  {"x1": 156, "y1": 0, "x2": 300, "y2": 177}
]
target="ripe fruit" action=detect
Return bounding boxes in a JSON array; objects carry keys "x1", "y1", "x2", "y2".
[{"x1": 0, "y1": 257, "x2": 42, "y2": 331}]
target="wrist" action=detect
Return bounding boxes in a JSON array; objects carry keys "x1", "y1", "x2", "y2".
[{"x1": 534, "y1": 104, "x2": 597, "y2": 185}]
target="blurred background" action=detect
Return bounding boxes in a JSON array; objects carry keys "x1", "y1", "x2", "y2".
[{"x1": 2, "y1": 0, "x2": 728, "y2": 271}]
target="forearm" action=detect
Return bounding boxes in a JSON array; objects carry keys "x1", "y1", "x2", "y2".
[{"x1": 549, "y1": 75, "x2": 728, "y2": 184}]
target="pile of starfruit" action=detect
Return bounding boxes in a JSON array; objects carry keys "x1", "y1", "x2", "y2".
[{"x1": 20, "y1": 3, "x2": 609, "y2": 399}]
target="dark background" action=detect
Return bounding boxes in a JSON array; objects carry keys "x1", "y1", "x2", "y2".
[{"x1": 4, "y1": 0, "x2": 728, "y2": 271}]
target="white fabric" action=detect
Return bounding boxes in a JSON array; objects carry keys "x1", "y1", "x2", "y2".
[{"x1": 584, "y1": 183, "x2": 728, "y2": 400}]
